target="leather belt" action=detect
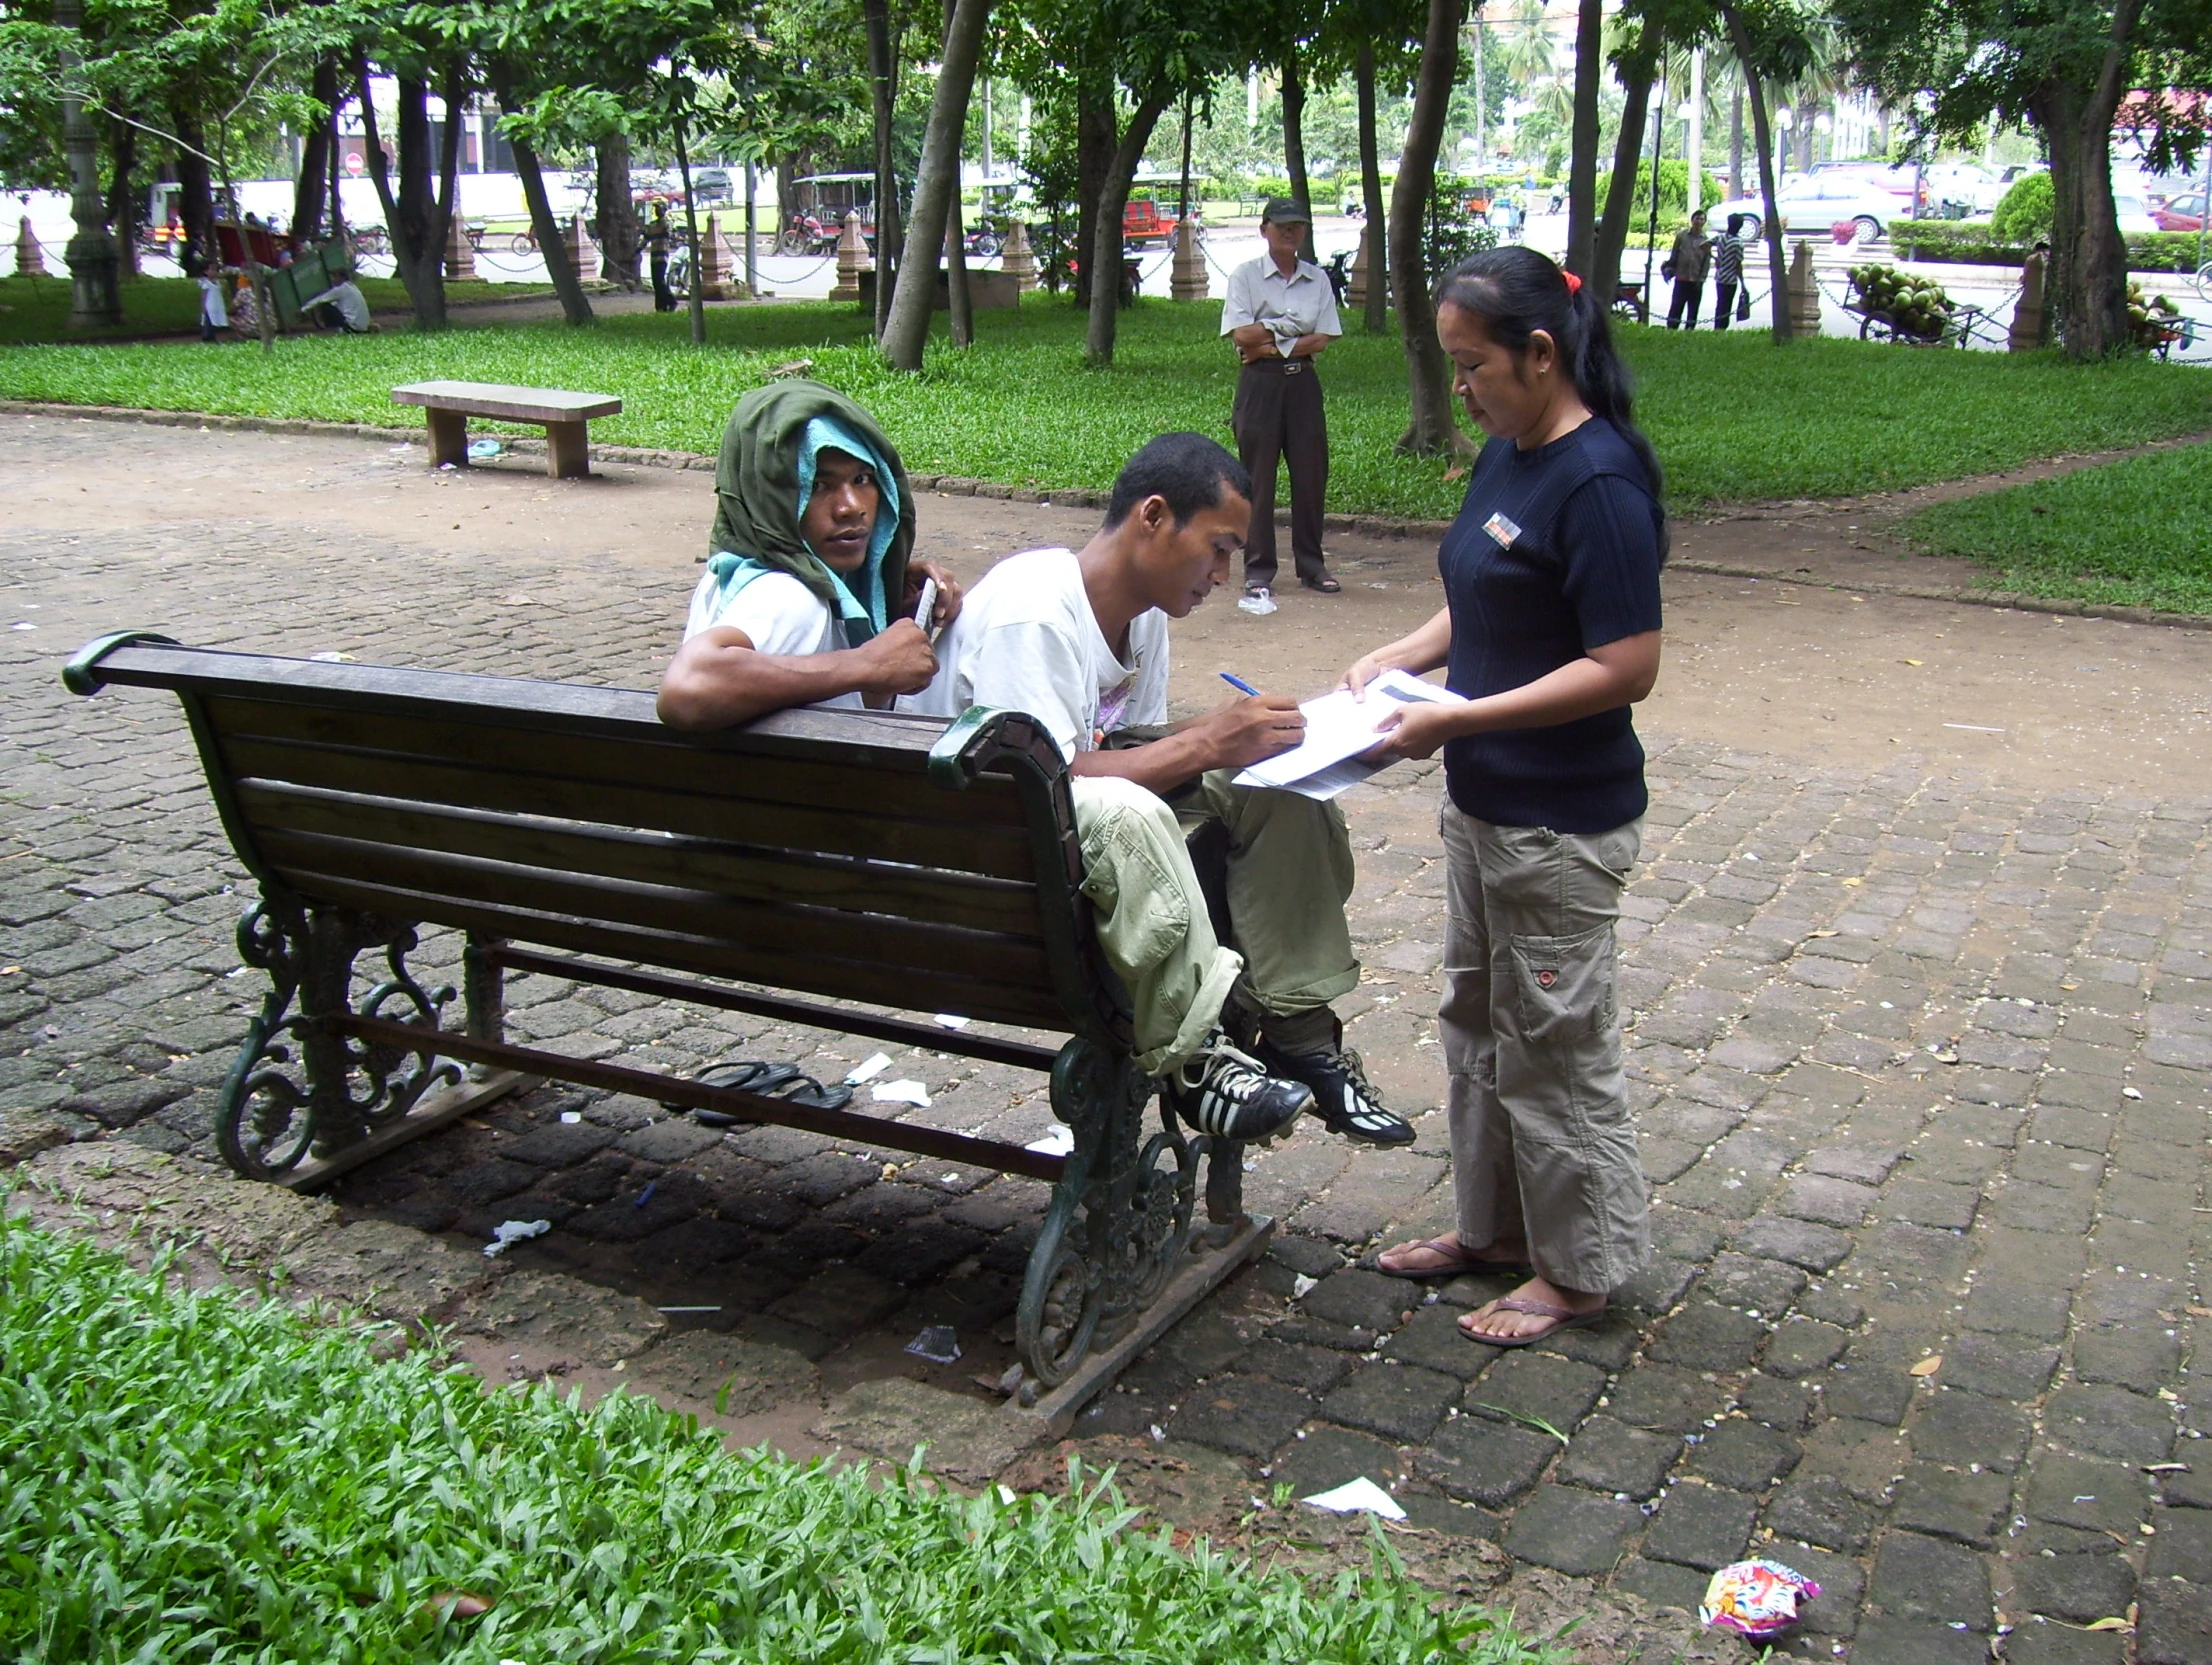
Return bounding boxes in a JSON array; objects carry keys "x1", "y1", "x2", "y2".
[{"x1": 1245, "y1": 358, "x2": 1308, "y2": 374}]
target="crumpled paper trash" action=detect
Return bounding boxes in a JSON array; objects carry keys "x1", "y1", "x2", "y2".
[
  {"x1": 1698, "y1": 1559, "x2": 1821, "y2": 1638},
  {"x1": 1301, "y1": 1476, "x2": 1407, "y2": 1520},
  {"x1": 483, "y1": 1219, "x2": 552, "y2": 1258}
]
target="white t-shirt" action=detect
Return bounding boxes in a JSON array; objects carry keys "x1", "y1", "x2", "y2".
[
  {"x1": 681, "y1": 566, "x2": 862, "y2": 710},
  {"x1": 908, "y1": 547, "x2": 1170, "y2": 759}
]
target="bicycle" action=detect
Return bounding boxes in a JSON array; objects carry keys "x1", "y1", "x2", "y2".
[{"x1": 2193, "y1": 259, "x2": 2212, "y2": 301}]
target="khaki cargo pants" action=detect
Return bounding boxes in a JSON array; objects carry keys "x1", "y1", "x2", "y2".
[
  {"x1": 1072, "y1": 771, "x2": 1359, "y2": 1077},
  {"x1": 1439, "y1": 801, "x2": 1650, "y2": 1294}
]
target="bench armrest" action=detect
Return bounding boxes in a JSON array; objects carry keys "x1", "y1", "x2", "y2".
[{"x1": 61, "y1": 631, "x2": 182, "y2": 696}]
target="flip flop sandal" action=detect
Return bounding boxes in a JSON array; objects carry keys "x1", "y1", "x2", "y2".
[
  {"x1": 755, "y1": 1070, "x2": 854, "y2": 1112},
  {"x1": 1375, "y1": 1236, "x2": 1532, "y2": 1280},
  {"x1": 1457, "y1": 1296, "x2": 1607, "y2": 1349},
  {"x1": 670, "y1": 1059, "x2": 792, "y2": 1125},
  {"x1": 1301, "y1": 573, "x2": 1343, "y2": 593}
]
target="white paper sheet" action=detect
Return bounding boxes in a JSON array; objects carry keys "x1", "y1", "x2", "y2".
[
  {"x1": 1232, "y1": 670, "x2": 1467, "y2": 800},
  {"x1": 872, "y1": 1079, "x2": 932, "y2": 1107},
  {"x1": 1301, "y1": 1476, "x2": 1408, "y2": 1520},
  {"x1": 1024, "y1": 1122, "x2": 1076, "y2": 1157}
]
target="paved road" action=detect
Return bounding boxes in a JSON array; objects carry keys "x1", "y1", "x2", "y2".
[{"x1": 2, "y1": 413, "x2": 2207, "y2": 1662}]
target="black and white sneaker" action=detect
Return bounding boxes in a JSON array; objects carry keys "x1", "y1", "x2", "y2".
[
  {"x1": 1163, "y1": 1033, "x2": 1310, "y2": 1144},
  {"x1": 1253, "y1": 1035, "x2": 1415, "y2": 1147}
]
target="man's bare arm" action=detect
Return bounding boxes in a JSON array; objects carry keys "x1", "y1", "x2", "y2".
[{"x1": 657, "y1": 621, "x2": 936, "y2": 730}]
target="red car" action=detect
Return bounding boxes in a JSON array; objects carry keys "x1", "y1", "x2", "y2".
[{"x1": 2154, "y1": 191, "x2": 2205, "y2": 232}]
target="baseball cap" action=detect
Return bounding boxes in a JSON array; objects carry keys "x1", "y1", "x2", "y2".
[{"x1": 1261, "y1": 197, "x2": 1312, "y2": 226}]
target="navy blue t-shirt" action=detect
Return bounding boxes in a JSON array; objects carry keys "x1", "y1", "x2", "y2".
[{"x1": 1439, "y1": 418, "x2": 1665, "y2": 833}]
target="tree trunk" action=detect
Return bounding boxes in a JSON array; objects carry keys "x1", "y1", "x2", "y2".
[
  {"x1": 293, "y1": 57, "x2": 338, "y2": 241},
  {"x1": 1073, "y1": 78, "x2": 1114, "y2": 308},
  {"x1": 885, "y1": 0, "x2": 990, "y2": 369},
  {"x1": 947, "y1": 199, "x2": 973, "y2": 345},
  {"x1": 1084, "y1": 89, "x2": 1173, "y2": 364},
  {"x1": 1282, "y1": 46, "x2": 1317, "y2": 263},
  {"x1": 1728, "y1": 72, "x2": 1743, "y2": 201},
  {"x1": 1356, "y1": 42, "x2": 1388, "y2": 333},
  {"x1": 103, "y1": 118, "x2": 139, "y2": 279},
  {"x1": 595, "y1": 131, "x2": 642, "y2": 287},
  {"x1": 1564, "y1": 0, "x2": 1603, "y2": 277},
  {"x1": 2036, "y1": 88, "x2": 2130, "y2": 359},
  {"x1": 360, "y1": 68, "x2": 451, "y2": 329},
  {"x1": 1721, "y1": 5, "x2": 1789, "y2": 341},
  {"x1": 172, "y1": 108, "x2": 217, "y2": 264},
  {"x1": 490, "y1": 68, "x2": 595, "y2": 326},
  {"x1": 674, "y1": 118, "x2": 706, "y2": 346},
  {"x1": 1594, "y1": 49, "x2": 1656, "y2": 312},
  {"x1": 1392, "y1": 0, "x2": 1467, "y2": 455},
  {"x1": 2029, "y1": 0, "x2": 2141, "y2": 361},
  {"x1": 863, "y1": 0, "x2": 900, "y2": 338}
]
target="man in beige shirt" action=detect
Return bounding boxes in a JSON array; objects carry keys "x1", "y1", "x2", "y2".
[{"x1": 1221, "y1": 198, "x2": 1342, "y2": 608}]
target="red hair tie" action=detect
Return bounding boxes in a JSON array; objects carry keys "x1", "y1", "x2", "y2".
[{"x1": 1562, "y1": 270, "x2": 1583, "y2": 295}]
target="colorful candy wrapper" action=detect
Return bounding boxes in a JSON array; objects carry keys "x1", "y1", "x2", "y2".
[{"x1": 1698, "y1": 1558, "x2": 1820, "y2": 1638}]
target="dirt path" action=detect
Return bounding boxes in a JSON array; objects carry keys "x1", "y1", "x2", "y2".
[{"x1": 8, "y1": 409, "x2": 2209, "y2": 796}]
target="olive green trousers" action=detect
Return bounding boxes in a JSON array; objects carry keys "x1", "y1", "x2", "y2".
[
  {"x1": 1073, "y1": 771, "x2": 1359, "y2": 1076},
  {"x1": 1439, "y1": 802, "x2": 1650, "y2": 1294}
]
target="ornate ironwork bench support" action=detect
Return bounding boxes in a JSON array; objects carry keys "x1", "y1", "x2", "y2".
[{"x1": 217, "y1": 896, "x2": 533, "y2": 1189}]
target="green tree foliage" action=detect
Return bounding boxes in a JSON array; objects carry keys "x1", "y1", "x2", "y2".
[{"x1": 1830, "y1": 0, "x2": 2212, "y2": 357}]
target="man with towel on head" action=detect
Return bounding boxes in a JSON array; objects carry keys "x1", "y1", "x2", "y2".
[{"x1": 658, "y1": 380, "x2": 961, "y2": 728}]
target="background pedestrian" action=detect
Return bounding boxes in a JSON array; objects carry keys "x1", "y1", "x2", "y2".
[{"x1": 1220, "y1": 198, "x2": 1343, "y2": 611}]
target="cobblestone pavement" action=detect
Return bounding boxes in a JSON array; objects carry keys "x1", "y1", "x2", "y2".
[{"x1": 3, "y1": 415, "x2": 2208, "y2": 1663}]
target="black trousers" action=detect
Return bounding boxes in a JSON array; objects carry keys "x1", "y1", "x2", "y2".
[
  {"x1": 650, "y1": 252, "x2": 674, "y2": 311},
  {"x1": 1231, "y1": 359, "x2": 1328, "y2": 589},
  {"x1": 1712, "y1": 280, "x2": 1739, "y2": 329},
  {"x1": 1667, "y1": 278, "x2": 1705, "y2": 329}
]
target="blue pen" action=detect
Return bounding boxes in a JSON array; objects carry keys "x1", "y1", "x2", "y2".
[{"x1": 1219, "y1": 672, "x2": 1261, "y2": 696}]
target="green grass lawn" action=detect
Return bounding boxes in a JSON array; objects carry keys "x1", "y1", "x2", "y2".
[
  {"x1": 0, "y1": 273, "x2": 550, "y2": 345},
  {"x1": 2, "y1": 289, "x2": 2207, "y2": 515},
  {"x1": 0, "y1": 1215, "x2": 1556, "y2": 1663},
  {"x1": 1903, "y1": 441, "x2": 2212, "y2": 614}
]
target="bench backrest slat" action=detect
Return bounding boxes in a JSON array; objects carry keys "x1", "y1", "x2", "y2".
[
  {"x1": 69, "y1": 639, "x2": 1126, "y2": 1045},
  {"x1": 232, "y1": 782, "x2": 1042, "y2": 935}
]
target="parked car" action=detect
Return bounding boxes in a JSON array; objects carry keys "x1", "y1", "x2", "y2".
[
  {"x1": 691, "y1": 169, "x2": 732, "y2": 204},
  {"x1": 1924, "y1": 163, "x2": 2003, "y2": 214},
  {"x1": 2154, "y1": 191, "x2": 2207, "y2": 232},
  {"x1": 2112, "y1": 192, "x2": 2161, "y2": 236},
  {"x1": 1715, "y1": 173, "x2": 1905, "y2": 242}
]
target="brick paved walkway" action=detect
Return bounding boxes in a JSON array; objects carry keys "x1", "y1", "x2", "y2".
[{"x1": 3, "y1": 414, "x2": 2208, "y2": 1664}]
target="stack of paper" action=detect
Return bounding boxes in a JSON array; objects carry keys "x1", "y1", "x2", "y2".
[{"x1": 1233, "y1": 670, "x2": 1468, "y2": 800}]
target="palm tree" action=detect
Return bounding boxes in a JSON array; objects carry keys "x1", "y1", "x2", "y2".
[{"x1": 1499, "y1": 0, "x2": 1554, "y2": 90}]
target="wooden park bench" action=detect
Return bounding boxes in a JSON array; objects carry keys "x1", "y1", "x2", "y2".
[
  {"x1": 63, "y1": 632, "x2": 1269, "y2": 1423},
  {"x1": 391, "y1": 380, "x2": 624, "y2": 479}
]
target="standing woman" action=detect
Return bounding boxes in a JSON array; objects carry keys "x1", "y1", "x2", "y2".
[{"x1": 1353, "y1": 246, "x2": 1666, "y2": 1346}]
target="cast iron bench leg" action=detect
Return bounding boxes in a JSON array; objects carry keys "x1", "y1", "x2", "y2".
[{"x1": 546, "y1": 419, "x2": 590, "y2": 479}]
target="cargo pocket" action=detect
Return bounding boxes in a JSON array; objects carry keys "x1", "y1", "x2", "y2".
[{"x1": 1509, "y1": 924, "x2": 1617, "y2": 1047}]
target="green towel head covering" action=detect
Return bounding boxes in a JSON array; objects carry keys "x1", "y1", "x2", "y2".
[{"x1": 706, "y1": 380, "x2": 913, "y2": 645}]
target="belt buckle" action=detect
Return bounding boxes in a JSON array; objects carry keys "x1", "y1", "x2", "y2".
[{"x1": 1283, "y1": 360, "x2": 1305, "y2": 374}]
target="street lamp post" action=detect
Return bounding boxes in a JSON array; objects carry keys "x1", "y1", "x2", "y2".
[{"x1": 54, "y1": 0, "x2": 122, "y2": 326}]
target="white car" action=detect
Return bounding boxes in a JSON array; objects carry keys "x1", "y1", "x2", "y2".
[
  {"x1": 2112, "y1": 192, "x2": 2161, "y2": 236},
  {"x1": 1715, "y1": 173, "x2": 1904, "y2": 243},
  {"x1": 1924, "y1": 163, "x2": 2003, "y2": 213}
]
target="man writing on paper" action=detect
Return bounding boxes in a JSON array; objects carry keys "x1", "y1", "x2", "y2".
[{"x1": 909, "y1": 432, "x2": 1414, "y2": 1149}]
